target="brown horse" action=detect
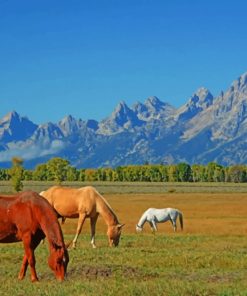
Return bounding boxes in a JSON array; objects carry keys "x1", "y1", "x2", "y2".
[
  {"x1": 40, "y1": 186, "x2": 124, "y2": 248},
  {"x1": 0, "y1": 191, "x2": 69, "y2": 282}
]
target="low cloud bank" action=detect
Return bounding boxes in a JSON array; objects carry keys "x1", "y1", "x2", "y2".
[{"x1": 0, "y1": 140, "x2": 65, "y2": 162}]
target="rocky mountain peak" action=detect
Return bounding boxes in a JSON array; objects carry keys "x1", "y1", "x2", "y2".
[
  {"x1": 60, "y1": 114, "x2": 75, "y2": 123},
  {"x1": 0, "y1": 111, "x2": 37, "y2": 142},
  {"x1": 59, "y1": 115, "x2": 99, "y2": 135},
  {"x1": 133, "y1": 96, "x2": 175, "y2": 121},
  {"x1": 2, "y1": 71, "x2": 247, "y2": 168},
  {"x1": 177, "y1": 87, "x2": 214, "y2": 121},
  {"x1": 113, "y1": 100, "x2": 131, "y2": 116},
  {"x1": 188, "y1": 87, "x2": 213, "y2": 108},
  {"x1": 32, "y1": 122, "x2": 64, "y2": 141},
  {"x1": 98, "y1": 101, "x2": 144, "y2": 134},
  {"x1": 59, "y1": 114, "x2": 78, "y2": 127},
  {"x1": 145, "y1": 96, "x2": 162, "y2": 107},
  {"x1": 214, "y1": 72, "x2": 247, "y2": 119},
  {"x1": 104, "y1": 101, "x2": 134, "y2": 124},
  {"x1": 230, "y1": 72, "x2": 247, "y2": 93},
  {"x1": 195, "y1": 87, "x2": 214, "y2": 106},
  {"x1": 0, "y1": 110, "x2": 21, "y2": 125}
]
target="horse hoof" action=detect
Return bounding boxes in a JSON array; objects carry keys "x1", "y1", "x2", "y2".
[{"x1": 67, "y1": 246, "x2": 75, "y2": 251}]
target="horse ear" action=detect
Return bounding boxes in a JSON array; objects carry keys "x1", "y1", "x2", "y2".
[{"x1": 117, "y1": 224, "x2": 125, "y2": 229}]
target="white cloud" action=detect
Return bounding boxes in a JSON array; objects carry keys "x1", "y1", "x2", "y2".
[{"x1": 0, "y1": 140, "x2": 65, "y2": 162}]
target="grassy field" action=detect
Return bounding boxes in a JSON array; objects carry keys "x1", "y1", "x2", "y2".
[
  {"x1": 1, "y1": 182, "x2": 247, "y2": 295},
  {"x1": 2, "y1": 180, "x2": 247, "y2": 194}
]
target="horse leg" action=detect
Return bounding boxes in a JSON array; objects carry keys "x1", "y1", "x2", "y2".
[
  {"x1": 18, "y1": 254, "x2": 29, "y2": 280},
  {"x1": 20, "y1": 233, "x2": 39, "y2": 282},
  {"x1": 170, "y1": 219, "x2": 177, "y2": 232},
  {"x1": 71, "y1": 213, "x2": 86, "y2": 249},
  {"x1": 151, "y1": 220, "x2": 157, "y2": 233},
  {"x1": 90, "y1": 213, "x2": 99, "y2": 249},
  {"x1": 19, "y1": 232, "x2": 44, "y2": 281},
  {"x1": 148, "y1": 221, "x2": 155, "y2": 232}
]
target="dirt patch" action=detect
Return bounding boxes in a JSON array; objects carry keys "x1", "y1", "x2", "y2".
[
  {"x1": 68, "y1": 264, "x2": 154, "y2": 280},
  {"x1": 81, "y1": 266, "x2": 112, "y2": 278},
  {"x1": 68, "y1": 265, "x2": 112, "y2": 279},
  {"x1": 207, "y1": 273, "x2": 241, "y2": 283},
  {"x1": 122, "y1": 266, "x2": 140, "y2": 278}
]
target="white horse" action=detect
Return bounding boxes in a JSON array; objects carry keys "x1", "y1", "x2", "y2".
[{"x1": 136, "y1": 208, "x2": 183, "y2": 233}]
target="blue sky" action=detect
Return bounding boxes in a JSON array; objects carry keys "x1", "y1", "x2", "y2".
[{"x1": 1, "y1": 0, "x2": 247, "y2": 124}]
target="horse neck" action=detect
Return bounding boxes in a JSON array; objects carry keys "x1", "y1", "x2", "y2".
[
  {"x1": 137, "y1": 212, "x2": 147, "y2": 228},
  {"x1": 38, "y1": 207, "x2": 64, "y2": 249},
  {"x1": 96, "y1": 194, "x2": 119, "y2": 227}
]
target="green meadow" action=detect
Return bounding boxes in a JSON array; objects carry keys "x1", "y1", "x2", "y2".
[
  {"x1": 1, "y1": 182, "x2": 247, "y2": 295},
  {"x1": 0, "y1": 234, "x2": 247, "y2": 296}
]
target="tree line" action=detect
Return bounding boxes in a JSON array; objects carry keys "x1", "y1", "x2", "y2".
[{"x1": 2, "y1": 157, "x2": 247, "y2": 190}]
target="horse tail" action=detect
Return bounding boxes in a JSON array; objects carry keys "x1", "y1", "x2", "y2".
[{"x1": 178, "y1": 211, "x2": 183, "y2": 231}]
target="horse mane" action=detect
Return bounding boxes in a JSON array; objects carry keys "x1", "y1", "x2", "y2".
[
  {"x1": 39, "y1": 208, "x2": 65, "y2": 248},
  {"x1": 98, "y1": 192, "x2": 117, "y2": 216},
  {"x1": 84, "y1": 186, "x2": 120, "y2": 224},
  {"x1": 25, "y1": 192, "x2": 65, "y2": 248}
]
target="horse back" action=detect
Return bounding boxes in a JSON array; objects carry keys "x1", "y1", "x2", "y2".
[
  {"x1": 41, "y1": 186, "x2": 98, "y2": 217},
  {"x1": 0, "y1": 192, "x2": 45, "y2": 242}
]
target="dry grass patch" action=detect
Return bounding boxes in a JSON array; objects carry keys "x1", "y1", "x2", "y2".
[{"x1": 61, "y1": 192, "x2": 247, "y2": 237}]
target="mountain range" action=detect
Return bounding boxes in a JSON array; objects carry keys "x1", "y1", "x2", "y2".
[{"x1": 1, "y1": 72, "x2": 247, "y2": 168}]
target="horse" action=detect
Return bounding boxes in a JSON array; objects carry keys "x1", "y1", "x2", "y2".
[
  {"x1": 136, "y1": 208, "x2": 183, "y2": 233},
  {"x1": 40, "y1": 186, "x2": 124, "y2": 248},
  {"x1": 0, "y1": 191, "x2": 69, "y2": 282}
]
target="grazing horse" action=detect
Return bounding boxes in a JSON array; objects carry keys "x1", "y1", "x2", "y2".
[
  {"x1": 0, "y1": 191, "x2": 69, "y2": 282},
  {"x1": 136, "y1": 208, "x2": 183, "y2": 233},
  {"x1": 40, "y1": 186, "x2": 124, "y2": 248}
]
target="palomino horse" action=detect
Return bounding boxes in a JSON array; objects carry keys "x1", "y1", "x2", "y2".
[
  {"x1": 136, "y1": 208, "x2": 183, "y2": 233},
  {"x1": 40, "y1": 186, "x2": 124, "y2": 248},
  {"x1": 0, "y1": 191, "x2": 69, "y2": 282}
]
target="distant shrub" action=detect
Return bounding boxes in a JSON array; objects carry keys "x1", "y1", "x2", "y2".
[{"x1": 168, "y1": 188, "x2": 176, "y2": 193}]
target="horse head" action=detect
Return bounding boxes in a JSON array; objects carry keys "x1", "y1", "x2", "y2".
[
  {"x1": 48, "y1": 243, "x2": 69, "y2": 281},
  {"x1": 135, "y1": 224, "x2": 143, "y2": 232},
  {"x1": 107, "y1": 224, "x2": 125, "y2": 247}
]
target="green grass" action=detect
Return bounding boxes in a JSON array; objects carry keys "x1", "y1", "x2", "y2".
[
  {"x1": 1, "y1": 234, "x2": 247, "y2": 296},
  {"x1": 1, "y1": 182, "x2": 247, "y2": 295}
]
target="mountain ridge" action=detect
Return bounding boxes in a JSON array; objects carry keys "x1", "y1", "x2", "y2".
[{"x1": 1, "y1": 72, "x2": 247, "y2": 168}]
